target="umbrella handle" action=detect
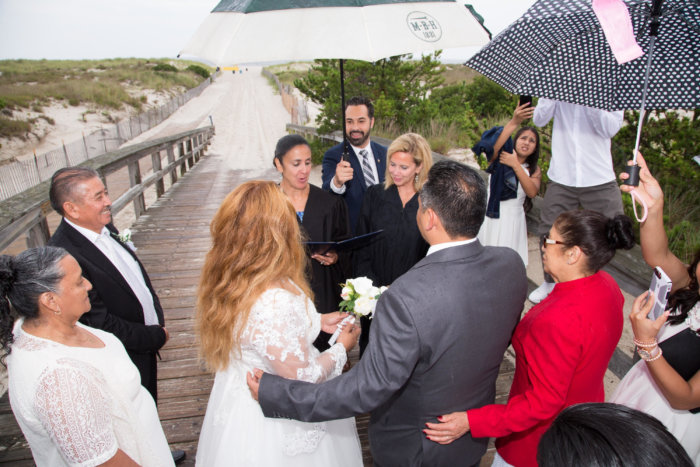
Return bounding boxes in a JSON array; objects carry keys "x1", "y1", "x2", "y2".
[
  {"x1": 629, "y1": 188, "x2": 648, "y2": 223},
  {"x1": 622, "y1": 164, "x2": 640, "y2": 186}
]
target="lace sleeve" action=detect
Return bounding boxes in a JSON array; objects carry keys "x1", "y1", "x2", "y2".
[
  {"x1": 247, "y1": 290, "x2": 347, "y2": 383},
  {"x1": 34, "y1": 360, "x2": 118, "y2": 466}
]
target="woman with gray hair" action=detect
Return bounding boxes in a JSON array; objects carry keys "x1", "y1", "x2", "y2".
[{"x1": 1, "y1": 247, "x2": 173, "y2": 467}]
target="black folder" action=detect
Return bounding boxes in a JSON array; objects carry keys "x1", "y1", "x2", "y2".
[{"x1": 304, "y1": 230, "x2": 383, "y2": 255}]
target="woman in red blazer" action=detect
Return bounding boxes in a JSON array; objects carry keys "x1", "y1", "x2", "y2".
[{"x1": 425, "y1": 209, "x2": 635, "y2": 467}]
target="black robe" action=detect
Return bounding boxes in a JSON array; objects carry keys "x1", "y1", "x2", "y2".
[
  {"x1": 354, "y1": 184, "x2": 429, "y2": 286},
  {"x1": 299, "y1": 184, "x2": 352, "y2": 350},
  {"x1": 354, "y1": 184, "x2": 429, "y2": 355}
]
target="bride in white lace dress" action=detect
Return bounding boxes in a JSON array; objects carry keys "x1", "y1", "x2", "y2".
[
  {"x1": 2, "y1": 247, "x2": 173, "y2": 467},
  {"x1": 195, "y1": 181, "x2": 362, "y2": 466}
]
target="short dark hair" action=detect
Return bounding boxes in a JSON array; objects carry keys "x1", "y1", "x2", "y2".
[
  {"x1": 49, "y1": 167, "x2": 100, "y2": 216},
  {"x1": 554, "y1": 210, "x2": 635, "y2": 273},
  {"x1": 419, "y1": 159, "x2": 486, "y2": 238},
  {"x1": 538, "y1": 403, "x2": 693, "y2": 467},
  {"x1": 273, "y1": 134, "x2": 310, "y2": 167},
  {"x1": 0, "y1": 246, "x2": 69, "y2": 365},
  {"x1": 345, "y1": 96, "x2": 374, "y2": 120}
]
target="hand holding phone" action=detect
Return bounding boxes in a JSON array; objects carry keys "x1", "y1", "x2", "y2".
[
  {"x1": 518, "y1": 95, "x2": 533, "y2": 108},
  {"x1": 647, "y1": 267, "x2": 672, "y2": 320}
]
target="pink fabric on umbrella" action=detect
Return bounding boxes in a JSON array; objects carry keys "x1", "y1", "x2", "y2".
[{"x1": 593, "y1": 0, "x2": 644, "y2": 64}]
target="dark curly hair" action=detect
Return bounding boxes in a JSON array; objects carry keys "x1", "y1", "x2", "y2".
[
  {"x1": 667, "y1": 249, "x2": 700, "y2": 328},
  {"x1": 554, "y1": 210, "x2": 636, "y2": 273},
  {"x1": 0, "y1": 247, "x2": 68, "y2": 366}
]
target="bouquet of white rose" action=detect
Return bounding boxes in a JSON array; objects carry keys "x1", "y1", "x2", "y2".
[{"x1": 328, "y1": 277, "x2": 387, "y2": 346}]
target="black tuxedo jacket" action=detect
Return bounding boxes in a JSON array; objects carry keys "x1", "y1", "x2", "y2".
[
  {"x1": 321, "y1": 140, "x2": 387, "y2": 232},
  {"x1": 48, "y1": 219, "x2": 166, "y2": 398}
]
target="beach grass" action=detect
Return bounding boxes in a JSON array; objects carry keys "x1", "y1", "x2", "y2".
[{"x1": 0, "y1": 58, "x2": 213, "y2": 136}]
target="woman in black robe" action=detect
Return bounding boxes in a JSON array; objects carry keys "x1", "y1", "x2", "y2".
[
  {"x1": 274, "y1": 134, "x2": 352, "y2": 351},
  {"x1": 354, "y1": 133, "x2": 433, "y2": 355}
]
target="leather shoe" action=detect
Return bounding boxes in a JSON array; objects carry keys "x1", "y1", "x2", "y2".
[
  {"x1": 528, "y1": 281, "x2": 555, "y2": 304},
  {"x1": 171, "y1": 450, "x2": 186, "y2": 464}
]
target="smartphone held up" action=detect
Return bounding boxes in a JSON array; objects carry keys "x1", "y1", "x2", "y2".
[{"x1": 647, "y1": 267, "x2": 672, "y2": 320}]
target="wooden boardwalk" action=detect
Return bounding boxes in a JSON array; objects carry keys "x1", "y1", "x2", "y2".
[{"x1": 0, "y1": 152, "x2": 515, "y2": 466}]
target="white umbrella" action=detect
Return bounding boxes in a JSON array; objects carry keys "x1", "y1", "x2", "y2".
[
  {"x1": 179, "y1": 0, "x2": 491, "y2": 159},
  {"x1": 179, "y1": 0, "x2": 491, "y2": 66}
]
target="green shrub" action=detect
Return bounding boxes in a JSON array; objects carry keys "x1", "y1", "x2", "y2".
[
  {"x1": 0, "y1": 116, "x2": 31, "y2": 139},
  {"x1": 186, "y1": 64, "x2": 210, "y2": 79},
  {"x1": 153, "y1": 63, "x2": 178, "y2": 72},
  {"x1": 308, "y1": 135, "x2": 335, "y2": 166}
]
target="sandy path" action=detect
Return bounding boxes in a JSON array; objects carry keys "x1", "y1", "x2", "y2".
[{"x1": 125, "y1": 67, "x2": 290, "y2": 176}]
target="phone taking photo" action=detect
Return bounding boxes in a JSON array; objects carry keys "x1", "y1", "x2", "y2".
[
  {"x1": 518, "y1": 95, "x2": 533, "y2": 108},
  {"x1": 647, "y1": 267, "x2": 672, "y2": 320}
]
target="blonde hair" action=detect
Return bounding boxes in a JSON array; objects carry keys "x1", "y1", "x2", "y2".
[
  {"x1": 384, "y1": 133, "x2": 433, "y2": 191},
  {"x1": 196, "y1": 181, "x2": 312, "y2": 371}
]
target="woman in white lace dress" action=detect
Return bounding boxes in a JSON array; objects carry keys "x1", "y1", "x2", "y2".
[
  {"x1": 195, "y1": 181, "x2": 362, "y2": 466},
  {"x1": 1, "y1": 247, "x2": 174, "y2": 467}
]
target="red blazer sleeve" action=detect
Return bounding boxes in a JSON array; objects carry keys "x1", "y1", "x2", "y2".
[{"x1": 468, "y1": 310, "x2": 584, "y2": 438}]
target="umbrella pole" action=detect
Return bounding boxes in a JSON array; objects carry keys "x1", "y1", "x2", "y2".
[
  {"x1": 632, "y1": 35, "x2": 656, "y2": 164},
  {"x1": 632, "y1": 0, "x2": 664, "y2": 164},
  {"x1": 340, "y1": 59, "x2": 350, "y2": 162}
]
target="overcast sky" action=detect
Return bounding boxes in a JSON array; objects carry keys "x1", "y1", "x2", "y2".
[{"x1": 0, "y1": 0, "x2": 535, "y2": 63}]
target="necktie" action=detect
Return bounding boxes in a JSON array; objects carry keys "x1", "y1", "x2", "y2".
[{"x1": 359, "y1": 149, "x2": 375, "y2": 187}]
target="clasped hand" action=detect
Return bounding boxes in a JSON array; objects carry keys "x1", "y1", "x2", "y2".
[
  {"x1": 311, "y1": 250, "x2": 338, "y2": 267},
  {"x1": 423, "y1": 411, "x2": 471, "y2": 445}
]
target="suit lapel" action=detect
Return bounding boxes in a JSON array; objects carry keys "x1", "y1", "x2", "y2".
[
  {"x1": 60, "y1": 221, "x2": 138, "y2": 298},
  {"x1": 372, "y1": 141, "x2": 386, "y2": 184}
]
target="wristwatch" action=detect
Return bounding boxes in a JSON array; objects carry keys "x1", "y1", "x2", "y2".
[{"x1": 637, "y1": 345, "x2": 662, "y2": 361}]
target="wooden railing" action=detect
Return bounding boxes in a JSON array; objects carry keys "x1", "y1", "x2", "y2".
[{"x1": 0, "y1": 126, "x2": 215, "y2": 252}]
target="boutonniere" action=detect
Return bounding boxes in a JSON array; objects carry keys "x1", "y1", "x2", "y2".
[{"x1": 115, "y1": 228, "x2": 137, "y2": 252}]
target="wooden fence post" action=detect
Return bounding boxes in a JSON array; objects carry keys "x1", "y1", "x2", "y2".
[
  {"x1": 167, "y1": 146, "x2": 177, "y2": 184},
  {"x1": 152, "y1": 150, "x2": 164, "y2": 198},
  {"x1": 26, "y1": 217, "x2": 50, "y2": 248},
  {"x1": 187, "y1": 139, "x2": 195, "y2": 169},
  {"x1": 128, "y1": 161, "x2": 146, "y2": 218},
  {"x1": 179, "y1": 142, "x2": 187, "y2": 177}
]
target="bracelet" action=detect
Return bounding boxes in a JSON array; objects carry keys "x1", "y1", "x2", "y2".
[
  {"x1": 633, "y1": 337, "x2": 657, "y2": 348},
  {"x1": 638, "y1": 345, "x2": 663, "y2": 362}
]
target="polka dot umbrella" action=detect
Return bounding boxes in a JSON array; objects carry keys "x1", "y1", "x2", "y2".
[
  {"x1": 465, "y1": 0, "x2": 699, "y2": 112},
  {"x1": 466, "y1": 0, "x2": 698, "y2": 188}
]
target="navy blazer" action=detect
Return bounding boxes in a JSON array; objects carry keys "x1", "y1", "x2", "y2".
[
  {"x1": 321, "y1": 140, "x2": 387, "y2": 232},
  {"x1": 48, "y1": 219, "x2": 166, "y2": 398}
]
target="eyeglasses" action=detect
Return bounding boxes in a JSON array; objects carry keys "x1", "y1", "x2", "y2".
[{"x1": 544, "y1": 236, "x2": 566, "y2": 247}]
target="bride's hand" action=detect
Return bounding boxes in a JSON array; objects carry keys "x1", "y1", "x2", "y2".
[
  {"x1": 321, "y1": 311, "x2": 350, "y2": 333},
  {"x1": 337, "y1": 322, "x2": 360, "y2": 352}
]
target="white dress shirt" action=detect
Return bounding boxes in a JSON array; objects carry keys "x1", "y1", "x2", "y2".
[
  {"x1": 65, "y1": 219, "x2": 160, "y2": 326},
  {"x1": 533, "y1": 98, "x2": 624, "y2": 187},
  {"x1": 427, "y1": 237, "x2": 477, "y2": 256},
  {"x1": 330, "y1": 141, "x2": 380, "y2": 194}
]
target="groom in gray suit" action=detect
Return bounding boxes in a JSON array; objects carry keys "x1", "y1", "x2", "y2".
[{"x1": 248, "y1": 160, "x2": 527, "y2": 467}]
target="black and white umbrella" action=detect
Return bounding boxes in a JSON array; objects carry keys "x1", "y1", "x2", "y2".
[
  {"x1": 465, "y1": 0, "x2": 699, "y2": 112},
  {"x1": 466, "y1": 0, "x2": 698, "y2": 189},
  {"x1": 180, "y1": 0, "x2": 491, "y2": 159}
]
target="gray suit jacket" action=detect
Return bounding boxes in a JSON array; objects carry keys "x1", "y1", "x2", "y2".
[{"x1": 259, "y1": 241, "x2": 527, "y2": 466}]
